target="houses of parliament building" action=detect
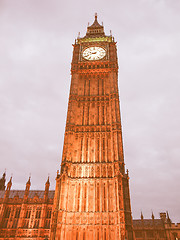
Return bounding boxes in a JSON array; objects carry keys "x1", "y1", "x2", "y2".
[{"x1": 0, "y1": 14, "x2": 179, "y2": 240}]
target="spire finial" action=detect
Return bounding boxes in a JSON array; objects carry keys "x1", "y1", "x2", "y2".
[
  {"x1": 2, "y1": 171, "x2": 6, "y2": 179},
  {"x1": 0, "y1": 170, "x2": 6, "y2": 190},
  {"x1": 6, "y1": 176, "x2": 12, "y2": 191},
  {"x1": 95, "y1": 13, "x2": 97, "y2": 20},
  {"x1": 151, "y1": 210, "x2": 155, "y2": 220},
  {"x1": 27, "y1": 175, "x2": 31, "y2": 185},
  {"x1": 166, "y1": 211, "x2": 171, "y2": 225},
  {"x1": 46, "y1": 174, "x2": 50, "y2": 184}
]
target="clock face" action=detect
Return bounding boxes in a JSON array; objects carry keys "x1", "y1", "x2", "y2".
[{"x1": 82, "y1": 46, "x2": 106, "y2": 61}]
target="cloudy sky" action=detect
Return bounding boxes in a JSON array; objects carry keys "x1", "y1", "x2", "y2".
[{"x1": 0, "y1": 0, "x2": 179, "y2": 222}]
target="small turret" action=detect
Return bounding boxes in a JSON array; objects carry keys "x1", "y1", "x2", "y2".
[
  {"x1": 24, "y1": 176, "x2": 31, "y2": 201},
  {"x1": 6, "y1": 177, "x2": 12, "y2": 191},
  {"x1": 0, "y1": 172, "x2": 6, "y2": 190},
  {"x1": 141, "y1": 211, "x2": 144, "y2": 221},
  {"x1": 44, "y1": 176, "x2": 50, "y2": 202},
  {"x1": 166, "y1": 211, "x2": 172, "y2": 226},
  {"x1": 45, "y1": 176, "x2": 50, "y2": 192},
  {"x1": 151, "y1": 211, "x2": 155, "y2": 221},
  {"x1": 160, "y1": 212, "x2": 167, "y2": 223},
  {"x1": 4, "y1": 177, "x2": 12, "y2": 201},
  {"x1": 57, "y1": 170, "x2": 60, "y2": 179},
  {"x1": 85, "y1": 13, "x2": 105, "y2": 38},
  {"x1": 25, "y1": 177, "x2": 31, "y2": 192}
]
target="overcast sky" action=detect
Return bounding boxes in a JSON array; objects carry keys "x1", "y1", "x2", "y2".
[{"x1": 0, "y1": 0, "x2": 179, "y2": 222}]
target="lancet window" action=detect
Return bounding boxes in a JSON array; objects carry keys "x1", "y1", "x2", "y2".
[
  {"x1": 35, "y1": 208, "x2": 41, "y2": 218},
  {"x1": 15, "y1": 208, "x2": 21, "y2": 218},
  {"x1": 33, "y1": 220, "x2": 39, "y2": 228},
  {"x1": 97, "y1": 183, "x2": 100, "y2": 212},
  {"x1": 12, "y1": 219, "x2": 18, "y2": 229},
  {"x1": 4, "y1": 207, "x2": 11, "y2": 218},
  {"x1": 25, "y1": 209, "x2": 31, "y2": 218},
  {"x1": 46, "y1": 208, "x2": 52, "y2": 218}
]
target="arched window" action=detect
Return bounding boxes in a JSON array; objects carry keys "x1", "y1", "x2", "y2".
[
  {"x1": 104, "y1": 228, "x2": 107, "y2": 240},
  {"x1": 15, "y1": 208, "x2": 21, "y2": 218},
  {"x1": 25, "y1": 209, "x2": 31, "y2": 218},
  {"x1": 76, "y1": 230, "x2": 78, "y2": 240},
  {"x1": 2, "y1": 219, "x2": 8, "y2": 228},
  {"x1": 33, "y1": 220, "x2": 39, "y2": 228},
  {"x1": 45, "y1": 219, "x2": 50, "y2": 229},
  {"x1": 4, "y1": 207, "x2": 11, "y2": 218},
  {"x1": 97, "y1": 183, "x2": 100, "y2": 211},
  {"x1": 23, "y1": 219, "x2": 29, "y2": 228},
  {"x1": 97, "y1": 229, "x2": 99, "y2": 240},
  {"x1": 35, "y1": 208, "x2": 41, "y2": 218},
  {"x1": 83, "y1": 231, "x2": 86, "y2": 240},
  {"x1": 12, "y1": 219, "x2": 18, "y2": 229},
  {"x1": 97, "y1": 166, "x2": 100, "y2": 177},
  {"x1": 46, "y1": 209, "x2": 52, "y2": 219},
  {"x1": 108, "y1": 166, "x2": 112, "y2": 177}
]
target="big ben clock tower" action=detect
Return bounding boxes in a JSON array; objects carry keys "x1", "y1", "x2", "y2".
[{"x1": 50, "y1": 14, "x2": 134, "y2": 240}]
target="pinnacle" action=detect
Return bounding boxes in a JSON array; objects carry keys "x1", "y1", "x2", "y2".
[
  {"x1": 26, "y1": 176, "x2": 31, "y2": 185},
  {"x1": 88, "y1": 13, "x2": 103, "y2": 29},
  {"x1": 46, "y1": 175, "x2": 50, "y2": 185}
]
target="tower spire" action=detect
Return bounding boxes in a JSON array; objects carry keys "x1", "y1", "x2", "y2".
[
  {"x1": 44, "y1": 175, "x2": 50, "y2": 202},
  {"x1": 24, "y1": 176, "x2": 31, "y2": 200},
  {"x1": 151, "y1": 211, "x2": 155, "y2": 220},
  {"x1": 6, "y1": 176, "x2": 12, "y2": 191},
  {"x1": 85, "y1": 13, "x2": 105, "y2": 38},
  {"x1": 95, "y1": 12, "x2": 97, "y2": 20},
  {"x1": 166, "y1": 211, "x2": 172, "y2": 226},
  {"x1": 4, "y1": 177, "x2": 12, "y2": 200},
  {"x1": 0, "y1": 171, "x2": 6, "y2": 190}
]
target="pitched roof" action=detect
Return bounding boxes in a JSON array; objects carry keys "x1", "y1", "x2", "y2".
[
  {"x1": 85, "y1": 14, "x2": 105, "y2": 38},
  {"x1": 133, "y1": 219, "x2": 164, "y2": 227},
  {"x1": 0, "y1": 190, "x2": 55, "y2": 199},
  {"x1": 88, "y1": 15, "x2": 103, "y2": 29}
]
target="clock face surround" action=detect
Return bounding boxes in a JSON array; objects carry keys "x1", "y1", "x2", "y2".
[{"x1": 82, "y1": 46, "x2": 106, "y2": 61}]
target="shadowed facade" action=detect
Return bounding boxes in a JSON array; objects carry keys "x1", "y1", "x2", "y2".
[{"x1": 0, "y1": 176, "x2": 53, "y2": 239}]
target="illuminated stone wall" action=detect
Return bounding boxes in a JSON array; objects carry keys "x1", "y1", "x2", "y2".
[{"x1": 50, "y1": 15, "x2": 133, "y2": 240}]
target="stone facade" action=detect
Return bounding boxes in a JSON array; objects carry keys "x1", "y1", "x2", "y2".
[
  {"x1": 0, "y1": 15, "x2": 179, "y2": 240},
  {"x1": 50, "y1": 14, "x2": 134, "y2": 240},
  {"x1": 133, "y1": 212, "x2": 180, "y2": 240},
  {"x1": 0, "y1": 176, "x2": 53, "y2": 239},
  {"x1": 0, "y1": 175, "x2": 179, "y2": 240}
]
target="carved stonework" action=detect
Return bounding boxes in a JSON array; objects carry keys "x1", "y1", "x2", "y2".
[{"x1": 50, "y1": 14, "x2": 134, "y2": 240}]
